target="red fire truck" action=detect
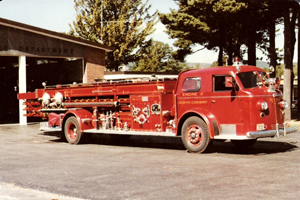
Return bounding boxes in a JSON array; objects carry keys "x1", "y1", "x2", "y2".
[{"x1": 18, "y1": 62, "x2": 297, "y2": 153}]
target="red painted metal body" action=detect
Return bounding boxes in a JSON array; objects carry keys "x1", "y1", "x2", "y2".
[
  {"x1": 175, "y1": 66, "x2": 286, "y2": 139},
  {"x1": 19, "y1": 79, "x2": 177, "y2": 134},
  {"x1": 18, "y1": 65, "x2": 296, "y2": 149}
]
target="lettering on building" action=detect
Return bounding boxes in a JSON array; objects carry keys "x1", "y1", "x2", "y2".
[{"x1": 18, "y1": 46, "x2": 74, "y2": 55}]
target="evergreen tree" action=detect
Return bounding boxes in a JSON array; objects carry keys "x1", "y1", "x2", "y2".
[
  {"x1": 69, "y1": 0, "x2": 158, "y2": 71},
  {"x1": 257, "y1": 0, "x2": 299, "y2": 120},
  {"x1": 161, "y1": 0, "x2": 300, "y2": 120},
  {"x1": 282, "y1": 0, "x2": 298, "y2": 121},
  {"x1": 131, "y1": 39, "x2": 185, "y2": 72},
  {"x1": 160, "y1": 0, "x2": 249, "y2": 65},
  {"x1": 160, "y1": 0, "x2": 275, "y2": 66}
]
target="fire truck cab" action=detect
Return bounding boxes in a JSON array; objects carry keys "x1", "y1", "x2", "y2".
[{"x1": 18, "y1": 63, "x2": 297, "y2": 153}]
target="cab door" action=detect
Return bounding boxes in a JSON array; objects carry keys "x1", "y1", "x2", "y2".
[{"x1": 209, "y1": 75, "x2": 243, "y2": 136}]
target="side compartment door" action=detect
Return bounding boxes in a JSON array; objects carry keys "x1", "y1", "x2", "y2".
[{"x1": 130, "y1": 95, "x2": 162, "y2": 131}]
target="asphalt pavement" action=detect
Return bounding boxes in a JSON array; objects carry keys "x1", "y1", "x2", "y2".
[
  {"x1": 0, "y1": 122, "x2": 299, "y2": 200},
  {"x1": 0, "y1": 181, "x2": 85, "y2": 200}
]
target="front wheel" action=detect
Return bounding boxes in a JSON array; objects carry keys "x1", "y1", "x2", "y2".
[
  {"x1": 64, "y1": 116, "x2": 82, "y2": 145},
  {"x1": 181, "y1": 116, "x2": 211, "y2": 153}
]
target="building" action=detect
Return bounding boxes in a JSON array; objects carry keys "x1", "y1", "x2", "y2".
[{"x1": 0, "y1": 17, "x2": 114, "y2": 124}]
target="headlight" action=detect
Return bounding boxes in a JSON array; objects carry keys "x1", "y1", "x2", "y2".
[
  {"x1": 257, "y1": 101, "x2": 268, "y2": 111},
  {"x1": 261, "y1": 102, "x2": 268, "y2": 110},
  {"x1": 279, "y1": 100, "x2": 288, "y2": 109}
]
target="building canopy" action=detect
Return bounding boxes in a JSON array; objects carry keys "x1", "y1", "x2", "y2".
[{"x1": 0, "y1": 17, "x2": 113, "y2": 58}]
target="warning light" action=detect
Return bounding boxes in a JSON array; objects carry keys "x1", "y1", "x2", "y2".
[{"x1": 233, "y1": 57, "x2": 242, "y2": 71}]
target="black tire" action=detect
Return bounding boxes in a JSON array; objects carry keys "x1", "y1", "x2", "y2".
[
  {"x1": 64, "y1": 116, "x2": 82, "y2": 145},
  {"x1": 181, "y1": 116, "x2": 211, "y2": 153},
  {"x1": 231, "y1": 139, "x2": 257, "y2": 148}
]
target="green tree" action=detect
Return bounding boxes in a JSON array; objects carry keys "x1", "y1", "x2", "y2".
[
  {"x1": 160, "y1": 0, "x2": 275, "y2": 65},
  {"x1": 162, "y1": 1, "x2": 270, "y2": 64},
  {"x1": 282, "y1": 0, "x2": 299, "y2": 120},
  {"x1": 162, "y1": 0, "x2": 299, "y2": 120},
  {"x1": 276, "y1": 64, "x2": 285, "y2": 78},
  {"x1": 69, "y1": 0, "x2": 158, "y2": 71},
  {"x1": 131, "y1": 39, "x2": 185, "y2": 72},
  {"x1": 160, "y1": 1, "x2": 285, "y2": 66},
  {"x1": 264, "y1": 2, "x2": 284, "y2": 76},
  {"x1": 257, "y1": 0, "x2": 299, "y2": 120},
  {"x1": 160, "y1": 0, "x2": 224, "y2": 62}
]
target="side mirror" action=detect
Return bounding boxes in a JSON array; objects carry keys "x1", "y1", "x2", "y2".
[
  {"x1": 225, "y1": 77, "x2": 233, "y2": 87},
  {"x1": 225, "y1": 76, "x2": 239, "y2": 91}
]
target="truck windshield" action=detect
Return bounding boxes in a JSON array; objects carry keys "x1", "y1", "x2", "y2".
[{"x1": 237, "y1": 71, "x2": 266, "y2": 89}]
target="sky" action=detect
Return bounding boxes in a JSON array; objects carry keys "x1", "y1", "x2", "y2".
[{"x1": 0, "y1": 0, "x2": 295, "y2": 64}]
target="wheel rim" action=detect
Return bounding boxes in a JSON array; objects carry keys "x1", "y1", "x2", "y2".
[
  {"x1": 67, "y1": 123, "x2": 77, "y2": 140},
  {"x1": 186, "y1": 124, "x2": 203, "y2": 147}
]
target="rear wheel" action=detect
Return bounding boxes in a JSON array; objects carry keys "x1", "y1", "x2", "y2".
[
  {"x1": 181, "y1": 116, "x2": 211, "y2": 153},
  {"x1": 64, "y1": 116, "x2": 82, "y2": 144}
]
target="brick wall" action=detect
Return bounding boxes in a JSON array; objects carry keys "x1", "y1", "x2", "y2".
[{"x1": 83, "y1": 47, "x2": 106, "y2": 83}]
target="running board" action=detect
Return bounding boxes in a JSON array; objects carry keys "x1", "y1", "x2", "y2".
[
  {"x1": 40, "y1": 122, "x2": 177, "y2": 137},
  {"x1": 83, "y1": 129, "x2": 177, "y2": 137}
]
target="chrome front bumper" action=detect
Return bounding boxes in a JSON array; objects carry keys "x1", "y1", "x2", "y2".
[{"x1": 247, "y1": 123, "x2": 298, "y2": 138}]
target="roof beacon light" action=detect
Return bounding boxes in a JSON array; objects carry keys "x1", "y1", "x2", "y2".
[{"x1": 233, "y1": 57, "x2": 242, "y2": 72}]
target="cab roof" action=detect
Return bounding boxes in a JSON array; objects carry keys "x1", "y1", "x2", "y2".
[{"x1": 180, "y1": 65, "x2": 265, "y2": 78}]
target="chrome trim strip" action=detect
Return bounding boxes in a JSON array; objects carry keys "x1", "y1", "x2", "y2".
[
  {"x1": 92, "y1": 90, "x2": 113, "y2": 93},
  {"x1": 276, "y1": 123, "x2": 279, "y2": 137},
  {"x1": 39, "y1": 108, "x2": 68, "y2": 112},
  {"x1": 177, "y1": 94, "x2": 282, "y2": 99},
  {"x1": 82, "y1": 118, "x2": 92, "y2": 123},
  {"x1": 247, "y1": 126, "x2": 298, "y2": 138},
  {"x1": 63, "y1": 101, "x2": 118, "y2": 107}
]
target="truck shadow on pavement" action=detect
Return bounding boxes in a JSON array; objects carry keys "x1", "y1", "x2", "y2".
[
  {"x1": 207, "y1": 140, "x2": 298, "y2": 155},
  {"x1": 42, "y1": 132, "x2": 299, "y2": 155}
]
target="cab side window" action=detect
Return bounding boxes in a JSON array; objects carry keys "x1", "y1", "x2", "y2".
[
  {"x1": 214, "y1": 75, "x2": 233, "y2": 92},
  {"x1": 182, "y1": 77, "x2": 201, "y2": 92}
]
